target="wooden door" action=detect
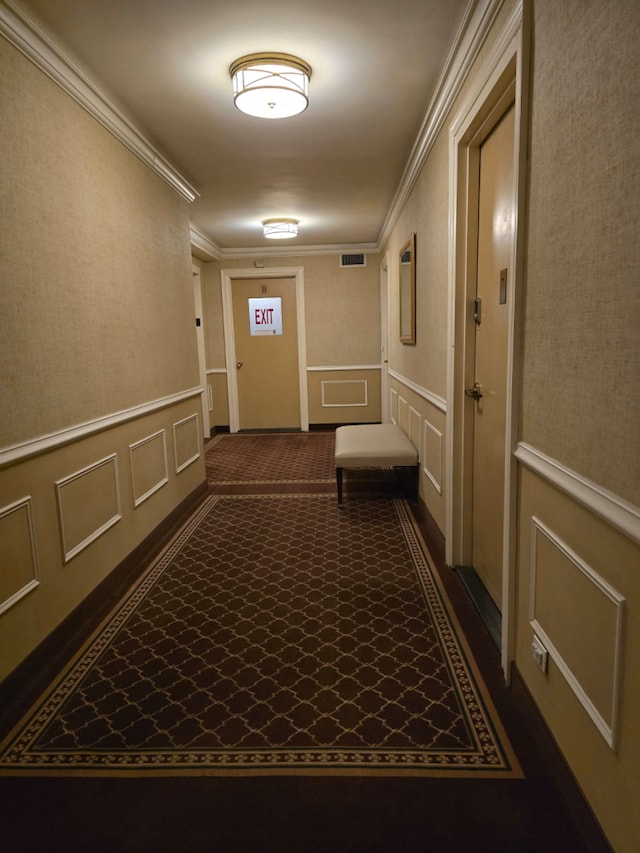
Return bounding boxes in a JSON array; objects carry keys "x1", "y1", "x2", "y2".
[
  {"x1": 232, "y1": 277, "x2": 301, "y2": 430},
  {"x1": 470, "y1": 105, "x2": 515, "y2": 608}
]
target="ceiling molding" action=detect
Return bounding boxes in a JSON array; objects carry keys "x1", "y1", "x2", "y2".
[
  {"x1": 378, "y1": 0, "x2": 503, "y2": 248},
  {"x1": 1, "y1": 1, "x2": 199, "y2": 204},
  {"x1": 190, "y1": 228, "x2": 222, "y2": 261},
  {"x1": 214, "y1": 242, "x2": 379, "y2": 260}
]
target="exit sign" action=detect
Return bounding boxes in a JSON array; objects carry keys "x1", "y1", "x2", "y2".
[{"x1": 248, "y1": 297, "x2": 283, "y2": 335}]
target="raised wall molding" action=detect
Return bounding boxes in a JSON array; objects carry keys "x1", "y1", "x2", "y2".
[
  {"x1": 55, "y1": 454, "x2": 121, "y2": 563},
  {"x1": 0, "y1": 496, "x2": 40, "y2": 614},
  {"x1": 0, "y1": 387, "x2": 203, "y2": 469},
  {"x1": 173, "y1": 413, "x2": 201, "y2": 474},
  {"x1": 529, "y1": 516, "x2": 625, "y2": 749},
  {"x1": 1, "y1": 2, "x2": 197, "y2": 203},
  {"x1": 388, "y1": 369, "x2": 447, "y2": 413},
  {"x1": 129, "y1": 430, "x2": 169, "y2": 508},
  {"x1": 515, "y1": 442, "x2": 640, "y2": 545},
  {"x1": 321, "y1": 380, "x2": 368, "y2": 408},
  {"x1": 308, "y1": 365, "x2": 381, "y2": 372},
  {"x1": 423, "y1": 419, "x2": 444, "y2": 495},
  {"x1": 408, "y1": 406, "x2": 422, "y2": 454},
  {"x1": 390, "y1": 388, "x2": 399, "y2": 424}
]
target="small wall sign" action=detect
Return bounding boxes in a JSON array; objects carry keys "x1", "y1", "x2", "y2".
[{"x1": 248, "y1": 297, "x2": 283, "y2": 336}]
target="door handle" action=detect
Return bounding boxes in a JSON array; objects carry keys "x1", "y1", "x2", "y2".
[
  {"x1": 236, "y1": 361, "x2": 243, "y2": 369},
  {"x1": 465, "y1": 382, "x2": 483, "y2": 400}
]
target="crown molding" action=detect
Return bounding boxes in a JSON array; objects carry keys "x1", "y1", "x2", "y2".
[
  {"x1": 190, "y1": 228, "x2": 222, "y2": 261},
  {"x1": 193, "y1": 239, "x2": 379, "y2": 261},
  {"x1": 1, "y1": 1, "x2": 198, "y2": 203},
  {"x1": 378, "y1": 0, "x2": 503, "y2": 248}
]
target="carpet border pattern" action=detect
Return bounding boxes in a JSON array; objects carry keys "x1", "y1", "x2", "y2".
[{"x1": 0, "y1": 495, "x2": 521, "y2": 778}]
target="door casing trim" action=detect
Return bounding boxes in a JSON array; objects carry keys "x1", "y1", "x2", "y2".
[
  {"x1": 221, "y1": 267, "x2": 309, "y2": 433},
  {"x1": 445, "y1": 2, "x2": 527, "y2": 679}
]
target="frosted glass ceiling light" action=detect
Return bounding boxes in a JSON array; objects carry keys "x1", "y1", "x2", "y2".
[
  {"x1": 230, "y1": 53, "x2": 311, "y2": 119},
  {"x1": 263, "y1": 218, "x2": 299, "y2": 239}
]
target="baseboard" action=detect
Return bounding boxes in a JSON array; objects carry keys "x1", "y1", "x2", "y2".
[
  {"x1": 410, "y1": 497, "x2": 611, "y2": 853},
  {"x1": 0, "y1": 480, "x2": 209, "y2": 736},
  {"x1": 410, "y1": 495, "x2": 446, "y2": 569},
  {"x1": 509, "y1": 665, "x2": 612, "y2": 853}
]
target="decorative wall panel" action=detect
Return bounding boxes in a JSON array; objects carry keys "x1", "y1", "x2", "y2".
[
  {"x1": 173, "y1": 413, "x2": 200, "y2": 473},
  {"x1": 408, "y1": 406, "x2": 421, "y2": 450},
  {"x1": 129, "y1": 430, "x2": 168, "y2": 507},
  {"x1": 397, "y1": 396, "x2": 408, "y2": 433},
  {"x1": 321, "y1": 380, "x2": 368, "y2": 407},
  {"x1": 423, "y1": 420, "x2": 443, "y2": 495},
  {"x1": 390, "y1": 388, "x2": 398, "y2": 424},
  {"x1": 55, "y1": 455, "x2": 121, "y2": 563},
  {"x1": 529, "y1": 516, "x2": 625, "y2": 748},
  {"x1": 0, "y1": 496, "x2": 39, "y2": 614}
]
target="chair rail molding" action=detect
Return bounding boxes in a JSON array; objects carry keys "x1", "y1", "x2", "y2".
[
  {"x1": 0, "y1": 387, "x2": 203, "y2": 469},
  {"x1": 515, "y1": 442, "x2": 640, "y2": 544}
]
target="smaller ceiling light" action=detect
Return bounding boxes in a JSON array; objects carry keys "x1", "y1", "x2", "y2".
[
  {"x1": 230, "y1": 53, "x2": 311, "y2": 119},
  {"x1": 263, "y1": 218, "x2": 299, "y2": 239}
]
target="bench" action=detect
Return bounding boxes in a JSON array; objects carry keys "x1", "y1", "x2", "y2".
[{"x1": 334, "y1": 423, "x2": 419, "y2": 507}]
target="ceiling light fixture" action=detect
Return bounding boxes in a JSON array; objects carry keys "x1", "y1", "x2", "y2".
[
  {"x1": 262, "y1": 218, "x2": 299, "y2": 239},
  {"x1": 230, "y1": 53, "x2": 311, "y2": 119}
]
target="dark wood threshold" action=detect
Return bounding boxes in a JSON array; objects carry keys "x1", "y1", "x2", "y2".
[
  {"x1": 0, "y1": 480, "x2": 209, "y2": 738},
  {"x1": 410, "y1": 496, "x2": 612, "y2": 853}
]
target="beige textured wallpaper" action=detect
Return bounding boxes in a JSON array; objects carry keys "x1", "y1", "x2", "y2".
[
  {"x1": 0, "y1": 39, "x2": 199, "y2": 449},
  {"x1": 206, "y1": 254, "x2": 381, "y2": 368},
  {"x1": 522, "y1": 0, "x2": 640, "y2": 505},
  {"x1": 387, "y1": 129, "x2": 450, "y2": 399}
]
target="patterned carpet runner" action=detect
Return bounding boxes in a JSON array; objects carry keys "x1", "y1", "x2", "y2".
[
  {"x1": 205, "y1": 432, "x2": 336, "y2": 484},
  {"x1": 0, "y1": 478, "x2": 519, "y2": 776}
]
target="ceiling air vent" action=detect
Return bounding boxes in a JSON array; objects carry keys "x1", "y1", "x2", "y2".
[{"x1": 340, "y1": 253, "x2": 366, "y2": 268}]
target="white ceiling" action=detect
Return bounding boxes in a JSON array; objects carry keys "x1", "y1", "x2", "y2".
[{"x1": 10, "y1": 0, "x2": 470, "y2": 253}]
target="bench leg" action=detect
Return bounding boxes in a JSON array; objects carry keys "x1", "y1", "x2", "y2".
[{"x1": 336, "y1": 467, "x2": 344, "y2": 507}]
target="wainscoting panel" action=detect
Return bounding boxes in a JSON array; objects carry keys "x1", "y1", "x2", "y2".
[
  {"x1": 55, "y1": 455, "x2": 121, "y2": 563},
  {"x1": 408, "y1": 406, "x2": 421, "y2": 451},
  {"x1": 129, "y1": 430, "x2": 168, "y2": 508},
  {"x1": 306, "y1": 368, "x2": 381, "y2": 424},
  {"x1": 173, "y1": 413, "x2": 201, "y2": 473},
  {"x1": 321, "y1": 380, "x2": 368, "y2": 407},
  {"x1": 397, "y1": 396, "x2": 409, "y2": 433},
  {"x1": 529, "y1": 516, "x2": 625, "y2": 749},
  {"x1": 423, "y1": 420, "x2": 444, "y2": 495},
  {"x1": 390, "y1": 388, "x2": 398, "y2": 424},
  {"x1": 0, "y1": 496, "x2": 39, "y2": 614}
]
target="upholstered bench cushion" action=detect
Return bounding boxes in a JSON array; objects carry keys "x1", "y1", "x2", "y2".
[{"x1": 335, "y1": 424, "x2": 418, "y2": 468}]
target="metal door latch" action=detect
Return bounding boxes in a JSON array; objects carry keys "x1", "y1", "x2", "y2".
[{"x1": 465, "y1": 382, "x2": 483, "y2": 400}]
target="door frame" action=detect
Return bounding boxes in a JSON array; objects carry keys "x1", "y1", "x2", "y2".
[
  {"x1": 445, "y1": 6, "x2": 528, "y2": 678},
  {"x1": 380, "y1": 253, "x2": 390, "y2": 423},
  {"x1": 192, "y1": 263, "x2": 210, "y2": 440},
  {"x1": 220, "y1": 267, "x2": 309, "y2": 433}
]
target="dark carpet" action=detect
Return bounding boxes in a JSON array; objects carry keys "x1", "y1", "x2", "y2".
[
  {"x1": 0, "y1": 494, "x2": 518, "y2": 777},
  {"x1": 0, "y1": 430, "x2": 607, "y2": 851}
]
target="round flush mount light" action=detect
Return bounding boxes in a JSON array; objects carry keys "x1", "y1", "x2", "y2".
[
  {"x1": 230, "y1": 53, "x2": 311, "y2": 119},
  {"x1": 262, "y1": 218, "x2": 299, "y2": 239}
]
